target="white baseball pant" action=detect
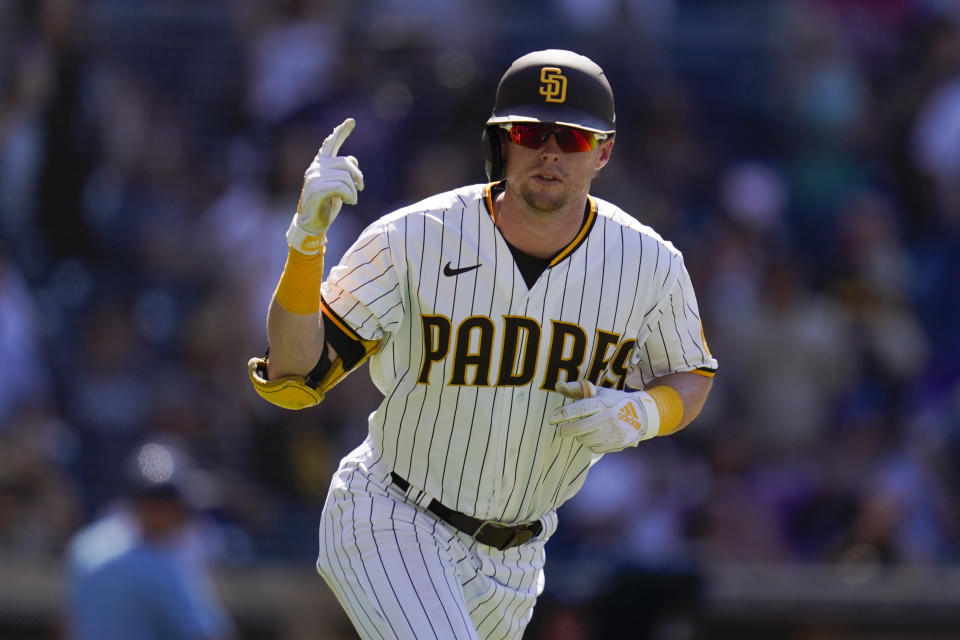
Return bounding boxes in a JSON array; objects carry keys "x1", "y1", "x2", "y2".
[{"x1": 316, "y1": 447, "x2": 559, "y2": 639}]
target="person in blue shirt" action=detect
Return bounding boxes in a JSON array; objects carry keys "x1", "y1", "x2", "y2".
[{"x1": 66, "y1": 442, "x2": 233, "y2": 640}]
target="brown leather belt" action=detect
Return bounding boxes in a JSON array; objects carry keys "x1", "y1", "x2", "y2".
[{"x1": 390, "y1": 472, "x2": 542, "y2": 551}]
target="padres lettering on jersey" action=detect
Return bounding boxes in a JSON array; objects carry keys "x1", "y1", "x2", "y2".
[
  {"x1": 320, "y1": 183, "x2": 717, "y2": 523},
  {"x1": 416, "y1": 314, "x2": 635, "y2": 391}
]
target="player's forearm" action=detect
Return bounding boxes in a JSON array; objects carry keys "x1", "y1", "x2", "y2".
[
  {"x1": 645, "y1": 371, "x2": 713, "y2": 434},
  {"x1": 265, "y1": 245, "x2": 327, "y2": 379},
  {"x1": 266, "y1": 298, "x2": 326, "y2": 379}
]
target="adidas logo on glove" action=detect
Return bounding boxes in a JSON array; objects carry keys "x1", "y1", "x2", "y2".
[{"x1": 617, "y1": 401, "x2": 644, "y2": 431}]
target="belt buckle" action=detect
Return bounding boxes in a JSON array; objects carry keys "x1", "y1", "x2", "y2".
[{"x1": 472, "y1": 520, "x2": 534, "y2": 551}]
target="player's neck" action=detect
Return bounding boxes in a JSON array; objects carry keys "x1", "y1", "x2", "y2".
[{"x1": 494, "y1": 189, "x2": 589, "y2": 260}]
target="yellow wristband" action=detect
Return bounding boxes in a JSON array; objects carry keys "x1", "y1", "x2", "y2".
[
  {"x1": 647, "y1": 385, "x2": 684, "y2": 436},
  {"x1": 274, "y1": 246, "x2": 325, "y2": 314}
]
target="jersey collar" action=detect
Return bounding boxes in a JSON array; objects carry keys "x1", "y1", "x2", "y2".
[{"x1": 483, "y1": 181, "x2": 597, "y2": 268}]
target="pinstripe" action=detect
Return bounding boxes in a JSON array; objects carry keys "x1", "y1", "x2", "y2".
[
  {"x1": 387, "y1": 500, "x2": 440, "y2": 638},
  {"x1": 573, "y1": 234, "x2": 586, "y2": 325},
  {"x1": 349, "y1": 263, "x2": 393, "y2": 294},
  {"x1": 494, "y1": 549, "x2": 524, "y2": 635},
  {"x1": 407, "y1": 207, "x2": 449, "y2": 478},
  {"x1": 621, "y1": 232, "x2": 645, "y2": 349},
  {"x1": 549, "y1": 438, "x2": 583, "y2": 507},
  {"x1": 377, "y1": 299, "x2": 403, "y2": 322},
  {"x1": 456, "y1": 207, "x2": 494, "y2": 508},
  {"x1": 523, "y1": 392, "x2": 563, "y2": 519},
  {"x1": 546, "y1": 437, "x2": 579, "y2": 507},
  {"x1": 567, "y1": 461, "x2": 591, "y2": 486},
  {"x1": 657, "y1": 321, "x2": 675, "y2": 371},
  {"x1": 653, "y1": 241, "x2": 661, "y2": 290},
  {"x1": 319, "y1": 497, "x2": 386, "y2": 640},
  {"x1": 364, "y1": 479, "x2": 420, "y2": 638},
  {"x1": 409, "y1": 511, "x2": 460, "y2": 638},
  {"x1": 668, "y1": 296, "x2": 692, "y2": 368},
  {"x1": 679, "y1": 284, "x2": 707, "y2": 360},
  {"x1": 494, "y1": 555, "x2": 535, "y2": 640},
  {"x1": 353, "y1": 478, "x2": 402, "y2": 638},
  {"x1": 470, "y1": 205, "x2": 503, "y2": 515},
  {"x1": 641, "y1": 338, "x2": 655, "y2": 384},
  {"x1": 434, "y1": 557, "x2": 475, "y2": 638},
  {"x1": 430, "y1": 534, "x2": 476, "y2": 639},
  {"x1": 469, "y1": 587, "x2": 501, "y2": 617},
  {"x1": 334, "y1": 470, "x2": 392, "y2": 639},
  {"x1": 437, "y1": 205, "x2": 468, "y2": 504},
  {"x1": 362, "y1": 281, "x2": 400, "y2": 309},
  {"x1": 381, "y1": 215, "x2": 423, "y2": 472},
  {"x1": 501, "y1": 266, "x2": 549, "y2": 518},
  {"x1": 352, "y1": 230, "x2": 387, "y2": 255},
  {"x1": 540, "y1": 241, "x2": 588, "y2": 508},
  {"x1": 339, "y1": 244, "x2": 390, "y2": 281},
  {"x1": 661, "y1": 254, "x2": 676, "y2": 301},
  {"x1": 473, "y1": 588, "x2": 509, "y2": 632},
  {"x1": 612, "y1": 223, "x2": 625, "y2": 328},
  {"x1": 329, "y1": 473, "x2": 388, "y2": 640},
  {"x1": 509, "y1": 394, "x2": 550, "y2": 522}
]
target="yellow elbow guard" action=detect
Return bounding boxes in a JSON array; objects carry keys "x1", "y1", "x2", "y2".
[
  {"x1": 247, "y1": 336, "x2": 378, "y2": 410},
  {"x1": 247, "y1": 357, "x2": 325, "y2": 410}
]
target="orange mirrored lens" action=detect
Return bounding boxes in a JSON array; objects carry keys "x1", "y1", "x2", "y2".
[{"x1": 506, "y1": 123, "x2": 599, "y2": 152}]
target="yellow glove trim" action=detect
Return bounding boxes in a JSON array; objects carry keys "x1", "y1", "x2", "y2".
[
  {"x1": 274, "y1": 246, "x2": 325, "y2": 315},
  {"x1": 647, "y1": 385, "x2": 684, "y2": 436}
]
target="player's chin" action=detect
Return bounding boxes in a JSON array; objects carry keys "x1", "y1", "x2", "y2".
[
  {"x1": 521, "y1": 179, "x2": 566, "y2": 203},
  {"x1": 523, "y1": 193, "x2": 569, "y2": 213}
]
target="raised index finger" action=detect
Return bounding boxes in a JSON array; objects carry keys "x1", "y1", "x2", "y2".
[{"x1": 317, "y1": 118, "x2": 356, "y2": 158}]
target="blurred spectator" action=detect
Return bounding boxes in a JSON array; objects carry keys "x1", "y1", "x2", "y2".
[
  {"x1": 240, "y1": 0, "x2": 348, "y2": 127},
  {"x1": 727, "y1": 258, "x2": 855, "y2": 456},
  {"x1": 66, "y1": 440, "x2": 233, "y2": 640},
  {"x1": 0, "y1": 403, "x2": 81, "y2": 556},
  {"x1": 0, "y1": 245, "x2": 51, "y2": 423}
]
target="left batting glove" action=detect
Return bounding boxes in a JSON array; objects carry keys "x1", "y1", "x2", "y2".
[
  {"x1": 549, "y1": 380, "x2": 660, "y2": 453},
  {"x1": 286, "y1": 117, "x2": 365, "y2": 255}
]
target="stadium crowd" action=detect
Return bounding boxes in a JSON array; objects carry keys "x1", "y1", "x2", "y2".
[{"x1": 2, "y1": 0, "x2": 960, "y2": 628}]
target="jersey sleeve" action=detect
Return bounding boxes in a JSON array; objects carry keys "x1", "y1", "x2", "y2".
[
  {"x1": 321, "y1": 219, "x2": 405, "y2": 345},
  {"x1": 628, "y1": 256, "x2": 717, "y2": 387}
]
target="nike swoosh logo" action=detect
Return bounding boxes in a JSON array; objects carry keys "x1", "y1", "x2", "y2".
[{"x1": 443, "y1": 261, "x2": 481, "y2": 277}]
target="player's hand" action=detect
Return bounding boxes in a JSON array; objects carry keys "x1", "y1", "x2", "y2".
[
  {"x1": 549, "y1": 380, "x2": 660, "y2": 453},
  {"x1": 286, "y1": 117, "x2": 365, "y2": 254}
]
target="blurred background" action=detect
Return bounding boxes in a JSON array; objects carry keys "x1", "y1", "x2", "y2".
[{"x1": 2, "y1": 0, "x2": 960, "y2": 638}]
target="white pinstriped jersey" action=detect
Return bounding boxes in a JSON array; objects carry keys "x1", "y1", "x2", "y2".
[{"x1": 320, "y1": 182, "x2": 717, "y2": 524}]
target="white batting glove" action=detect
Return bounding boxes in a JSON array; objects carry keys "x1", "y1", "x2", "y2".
[
  {"x1": 286, "y1": 117, "x2": 365, "y2": 255},
  {"x1": 549, "y1": 380, "x2": 660, "y2": 453}
]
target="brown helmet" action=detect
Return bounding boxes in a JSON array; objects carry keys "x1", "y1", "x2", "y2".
[{"x1": 483, "y1": 49, "x2": 616, "y2": 181}]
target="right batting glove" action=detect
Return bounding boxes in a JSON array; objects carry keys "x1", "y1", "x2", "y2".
[
  {"x1": 549, "y1": 379, "x2": 661, "y2": 453},
  {"x1": 286, "y1": 117, "x2": 365, "y2": 255}
]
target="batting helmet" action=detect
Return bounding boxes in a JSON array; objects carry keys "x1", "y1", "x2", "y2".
[{"x1": 483, "y1": 49, "x2": 616, "y2": 181}]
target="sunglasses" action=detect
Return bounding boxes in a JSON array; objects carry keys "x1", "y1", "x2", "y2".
[{"x1": 500, "y1": 123, "x2": 609, "y2": 153}]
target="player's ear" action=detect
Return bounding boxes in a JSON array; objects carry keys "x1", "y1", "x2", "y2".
[{"x1": 595, "y1": 136, "x2": 614, "y2": 171}]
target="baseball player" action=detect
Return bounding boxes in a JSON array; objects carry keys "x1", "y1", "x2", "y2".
[{"x1": 249, "y1": 49, "x2": 717, "y2": 639}]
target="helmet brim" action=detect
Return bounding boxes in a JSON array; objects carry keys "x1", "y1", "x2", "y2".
[{"x1": 487, "y1": 106, "x2": 615, "y2": 135}]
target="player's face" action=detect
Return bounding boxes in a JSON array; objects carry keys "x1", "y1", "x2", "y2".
[{"x1": 502, "y1": 125, "x2": 614, "y2": 214}]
